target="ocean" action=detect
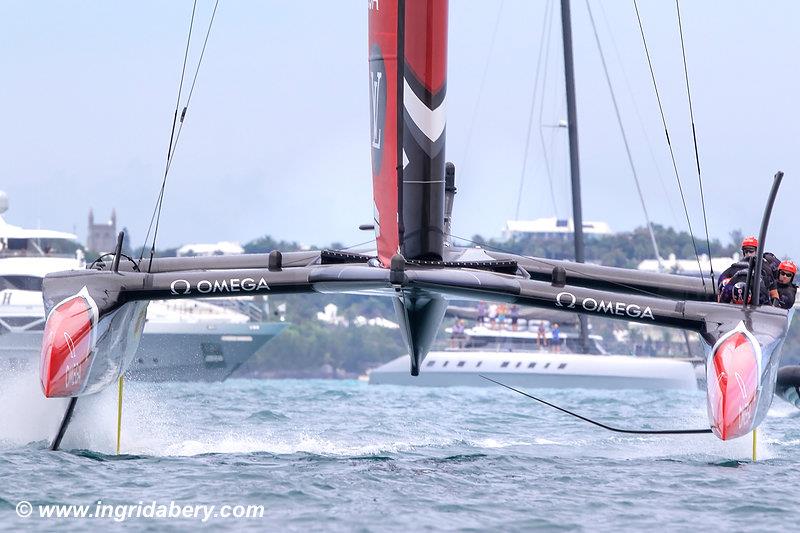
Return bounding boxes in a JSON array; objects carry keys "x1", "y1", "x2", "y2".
[{"x1": 1, "y1": 371, "x2": 798, "y2": 531}]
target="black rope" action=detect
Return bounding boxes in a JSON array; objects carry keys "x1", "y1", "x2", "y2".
[
  {"x1": 139, "y1": 0, "x2": 198, "y2": 265},
  {"x1": 515, "y1": 0, "x2": 552, "y2": 220},
  {"x1": 675, "y1": 0, "x2": 715, "y2": 294},
  {"x1": 481, "y1": 375, "x2": 712, "y2": 435},
  {"x1": 633, "y1": 0, "x2": 707, "y2": 290},
  {"x1": 585, "y1": 0, "x2": 663, "y2": 268}
]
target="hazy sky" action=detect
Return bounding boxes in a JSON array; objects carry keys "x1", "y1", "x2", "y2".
[{"x1": 1, "y1": 1, "x2": 798, "y2": 260}]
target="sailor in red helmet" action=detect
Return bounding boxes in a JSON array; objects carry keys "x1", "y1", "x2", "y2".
[
  {"x1": 773, "y1": 260, "x2": 797, "y2": 309},
  {"x1": 717, "y1": 235, "x2": 778, "y2": 304}
]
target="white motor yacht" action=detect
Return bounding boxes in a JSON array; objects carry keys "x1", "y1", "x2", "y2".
[
  {"x1": 0, "y1": 192, "x2": 285, "y2": 381},
  {"x1": 369, "y1": 323, "x2": 698, "y2": 390}
]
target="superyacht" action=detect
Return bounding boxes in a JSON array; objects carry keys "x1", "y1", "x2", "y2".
[
  {"x1": 369, "y1": 318, "x2": 698, "y2": 390},
  {"x1": 0, "y1": 193, "x2": 285, "y2": 381}
]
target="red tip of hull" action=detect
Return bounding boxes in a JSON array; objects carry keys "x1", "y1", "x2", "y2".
[
  {"x1": 708, "y1": 331, "x2": 759, "y2": 440},
  {"x1": 40, "y1": 292, "x2": 97, "y2": 398}
]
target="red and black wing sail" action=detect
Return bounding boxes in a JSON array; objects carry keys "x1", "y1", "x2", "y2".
[{"x1": 369, "y1": 0, "x2": 448, "y2": 265}]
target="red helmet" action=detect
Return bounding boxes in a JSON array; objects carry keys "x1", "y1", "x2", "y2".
[
  {"x1": 741, "y1": 236, "x2": 758, "y2": 249},
  {"x1": 779, "y1": 260, "x2": 797, "y2": 275}
]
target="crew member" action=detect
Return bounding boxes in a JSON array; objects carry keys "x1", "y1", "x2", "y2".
[
  {"x1": 773, "y1": 260, "x2": 797, "y2": 309},
  {"x1": 717, "y1": 236, "x2": 778, "y2": 303},
  {"x1": 719, "y1": 268, "x2": 769, "y2": 305}
]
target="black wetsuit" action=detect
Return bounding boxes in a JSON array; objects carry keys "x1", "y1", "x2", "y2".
[
  {"x1": 719, "y1": 267, "x2": 770, "y2": 305},
  {"x1": 717, "y1": 258, "x2": 776, "y2": 295},
  {"x1": 774, "y1": 282, "x2": 797, "y2": 309}
]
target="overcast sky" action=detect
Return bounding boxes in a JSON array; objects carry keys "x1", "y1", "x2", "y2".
[{"x1": 1, "y1": 1, "x2": 798, "y2": 260}]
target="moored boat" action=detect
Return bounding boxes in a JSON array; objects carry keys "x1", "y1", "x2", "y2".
[{"x1": 369, "y1": 324, "x2": 698, "y2": 390}]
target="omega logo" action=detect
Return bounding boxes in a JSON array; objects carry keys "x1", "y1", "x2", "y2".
[
  {"x1": 170, "y1": 279, "x2": 191, "y2": 295},
  {"x1": 170, "y1": 277, "x2": 270, "y2": 296},
  {"x1": 554, "y1": 291, "x2": 654, "y2": 320}
]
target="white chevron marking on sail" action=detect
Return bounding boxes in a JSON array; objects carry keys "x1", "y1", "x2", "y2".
[
  {"x1": 403, "y1": 79, "x2": 446, "y2": 142},
  {"x1": 403, "y1": 149, "x2": 409, "y2": 169}
]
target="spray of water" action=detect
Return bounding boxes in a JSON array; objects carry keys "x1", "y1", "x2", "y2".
[{"x1": 0, "y1": 367, "x2": 69, "y2": 448}]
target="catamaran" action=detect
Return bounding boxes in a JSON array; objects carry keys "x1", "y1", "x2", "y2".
[{"x1": 36, "y1": 0, "x2": 798, "y2": 452}]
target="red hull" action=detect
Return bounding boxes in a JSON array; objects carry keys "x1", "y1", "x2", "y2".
[
  {"x1": 708, "y1": 329, "x2": 760, "y2": 440},
  {"x1": 40, "y1": 290, "x2": 98, "y2": 398}
]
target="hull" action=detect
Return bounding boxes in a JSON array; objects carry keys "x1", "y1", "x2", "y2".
[
  {"x1": 369, "y1": 351, "x2": 698, "y2": 390},
  {"x1": 0, "y1": 321, "x2": 286, "y2": 382}
]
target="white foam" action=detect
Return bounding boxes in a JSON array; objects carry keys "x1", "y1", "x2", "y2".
[{"x1": 0, "y1": 367, "x2": 70, "y2": 448}]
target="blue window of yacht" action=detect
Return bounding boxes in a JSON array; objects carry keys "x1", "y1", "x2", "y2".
[
  {"x1": 457, "y1": 361, "x2": 465, "y2": 367},
  {"x1": 442, "y1": 361, "x2": 449, "y2": 367},
  {"x1": 501, "y1": 361, "x2": 509, "y2": 368},
  {"x1": 426, "y1": 360, "x2": 435, "y2": 367},
  {"x1": 544, "y1": 362, "x2": 551, "y2": 369},
  {"x1": 515, "y1": 362, "x2": 522, "y2": 368},
  {"x1": 528, "y1": 362, "x2": 536, "y2": 368},
  {"x1": 476, "y1": 361, "x2": 482, "y2": 367},
  {"x1": 558, "y1": 363, "x2": 567, "y2": 369}
]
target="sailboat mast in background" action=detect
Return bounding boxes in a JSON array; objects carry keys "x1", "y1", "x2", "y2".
[{"x1": 559, "y1": 0, "x2": 589, "y2": 353}]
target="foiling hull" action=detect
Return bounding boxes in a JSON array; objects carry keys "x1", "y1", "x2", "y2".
[{"x1": 705, "y1": 320, "x2": 786, "y2": 440}]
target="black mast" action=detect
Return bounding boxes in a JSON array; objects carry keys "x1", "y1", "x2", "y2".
[{"x1": 560, "y1": 0, "x2": 589, "y2": 353}]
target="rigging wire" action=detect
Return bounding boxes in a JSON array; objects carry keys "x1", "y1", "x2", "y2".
[
  {"x1": 537, "y1": 2, "x2": 561, "y2": 217},
  {"x1": 632, "y1": 0, "x2": 707, "y2": 290},
  {"x1": 457, "y1": 0, "x2": 504, "y2": 184},
  {"x1": 139, "y1": 0, "x2": 198, "y2": 264},
  {"x1": 595, "y1": 1, "x2": 679, "y2": 226},
  {"x1": 141, "y1": 0, "x2": 220, "y2": 271},
  {"x1": 584, "y1": 0, "x2": 663, "y2": 270},
  {"x1": 338, "y1": 238, "x2": 377, "y2": 251},
  {"x1": 675, "y1": 0, "x2": 715, "y2": 292},
  {"x1": 514, "y1": 0, "x2": 552, "y2": 220}
]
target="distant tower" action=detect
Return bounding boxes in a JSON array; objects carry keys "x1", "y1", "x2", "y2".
[{"x1": 87, "y1": 208, "x2": 118, "y2": 253}]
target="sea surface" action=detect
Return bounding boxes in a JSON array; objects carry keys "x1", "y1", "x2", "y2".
[{"x1": 1, "y1": 369, "x2": 799, "y2": 532}]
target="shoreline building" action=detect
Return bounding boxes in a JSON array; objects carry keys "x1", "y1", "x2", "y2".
[
  {"x1": 503, "y1": 217, "x2": 612, "y2": 241},
  {"x1": 87, "y1": 209, "x2": 117, "y2": 253}
]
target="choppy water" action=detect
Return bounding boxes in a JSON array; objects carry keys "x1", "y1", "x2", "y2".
[{"x1": 1, "y1": 368, "x2": 799, "y2": 531}]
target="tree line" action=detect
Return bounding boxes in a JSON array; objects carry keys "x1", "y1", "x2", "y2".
[{"x1": 134, "y1": 225, "x2": 800, "y2": 375}]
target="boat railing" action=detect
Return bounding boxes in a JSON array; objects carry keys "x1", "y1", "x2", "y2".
[{"x1": 0, "y1": 250, "x2": 77, "y2": 259}]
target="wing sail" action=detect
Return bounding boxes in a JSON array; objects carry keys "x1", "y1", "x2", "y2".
[{"x1": 369, "y1": 0, "x2": 448, "y2": 265}]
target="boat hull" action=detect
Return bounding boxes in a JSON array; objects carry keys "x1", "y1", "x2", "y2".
[
  {"x1": 369, "y1": 351, "x2": 698, "y2": 390},
  {"x1": 1, "y1": 322, "x2": 286, "y2": 382}
]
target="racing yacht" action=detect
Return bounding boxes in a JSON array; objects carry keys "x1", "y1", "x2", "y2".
[
  {"x1": 369, "y1": 320, "x2": 698, "y2": 389},
  {"x1": 0, "y1": 193, "x2": 285, "y2": 381},
  {"x1": 36, "y1": 1, "x2": 795, "y2": 451}
]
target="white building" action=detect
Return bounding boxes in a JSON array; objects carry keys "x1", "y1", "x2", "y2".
[
  {"x1": 504, "y1": 217, "x2": 612, "y2": 240},
  {"x1": 177, "y1": 241, "x2": 244, "y2": 257},
  {"x1": 637, "y1": 253, "x2": 739, "y2": 276}
]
